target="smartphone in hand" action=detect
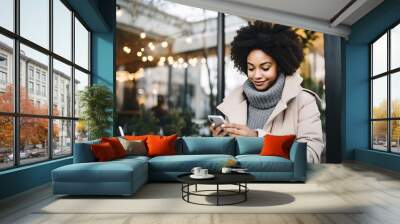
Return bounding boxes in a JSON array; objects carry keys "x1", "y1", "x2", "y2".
[{"x1": 208, "y1": 115, "x2": 226, "y2": 127}]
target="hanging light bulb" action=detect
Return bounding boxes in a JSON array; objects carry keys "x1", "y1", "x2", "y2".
[
  {"x1": 183, "y1": 62, "x2": 188, "y2": 68},
  {"x1": 167, "y1": 56, "x2": 174, "y2": 65},
  {"x1": 142, "y1": 56, "x2": 147, "y2": 62},
  {"x1": 140, "y1": 32, "x2": 146, "y2": 39},
  {"x1": 185, "y1": 37, "x2": 192, "y2": 44},
  {"x1": 160, "y1": 56, "x2": 166, "y2": 62},
  {"x1": 123, "y1": 46, "x2": 131, "y2": 54},
  {"x1": 137, "y1": 51, "x2": 142, "y2": 57},
  {"x1": 178, "y1": 57, "x2": 184, "y2": 64},
  {"x1": 161, "y1": 41, "x2": 168, "y2": 48},
  {"x1": 141, "y1": 48, "x2": 145, "y2": 52},
  {"x1": 147, "y1": 55, "x2": 154, "y2": 62}
]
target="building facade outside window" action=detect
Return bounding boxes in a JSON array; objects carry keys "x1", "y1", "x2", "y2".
[{"x1": 0, "y1": 0, "x2": 91, "y2": 170}]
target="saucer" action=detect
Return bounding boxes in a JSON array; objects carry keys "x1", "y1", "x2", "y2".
[{"x1": 190, "y1": 174, "x2": 215, "y2": 179}]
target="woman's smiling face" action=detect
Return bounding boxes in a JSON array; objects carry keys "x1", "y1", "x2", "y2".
[{"x1": 247, "y1": 49, "x2": 279, "y2": 91}]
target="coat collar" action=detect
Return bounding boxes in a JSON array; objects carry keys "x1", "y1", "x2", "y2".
[{"x1": 217, "y1": 73, "x2": 303, "y2": 126}]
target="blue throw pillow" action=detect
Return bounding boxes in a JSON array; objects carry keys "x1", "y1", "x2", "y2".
[
  {"x1": 179, "y1": 137, "x2": 235, "y2": 155},
  {"x1": 236, "y1": 137, "x2": 263, "y2": 155}
]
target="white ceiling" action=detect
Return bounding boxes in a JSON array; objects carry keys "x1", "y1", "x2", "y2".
[{"x1": 167, "y1": 0, "x2": 384, "y2": 38}]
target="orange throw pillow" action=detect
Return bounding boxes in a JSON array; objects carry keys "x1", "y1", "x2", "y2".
[
  {"x1": 259, "y1": 134, "x2": 296, "y2": 159},
  {"x1": 101, "y1": 137, "x2": 126, "y2": 158},
  {"x1": 91, "y1": 142, "x2": 117, "y2": 161},
  {"x1": 146, "y1": 134, "x2": 178, "y2": 157}
]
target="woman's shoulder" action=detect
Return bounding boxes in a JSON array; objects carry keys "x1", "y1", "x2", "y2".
[{"x1": 296, "y1": 88, "x2": 321, "y2": 106}]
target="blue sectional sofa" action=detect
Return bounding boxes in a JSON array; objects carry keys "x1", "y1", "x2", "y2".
[{"x1": 52, "y1": 137, "x2": 307, "y2": 196}]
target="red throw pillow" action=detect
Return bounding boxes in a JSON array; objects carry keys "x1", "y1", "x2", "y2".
[
  {"x1": 101, "y1": 137, "x2": 126, "y2": 158},
  {"x1": 259, "y1": 134, "x2": 296, "y2": 159},
  {"x1": 146, "y1": 134, "x2": 178, "y2": 157},
  {"x1": 91, "y1": 142, "x2": 118, "y2": 161}
]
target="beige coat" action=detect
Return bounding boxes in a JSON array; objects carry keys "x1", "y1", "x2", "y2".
[{"x1": 216, "y1": 73, "x2": 324, "y2": 163}]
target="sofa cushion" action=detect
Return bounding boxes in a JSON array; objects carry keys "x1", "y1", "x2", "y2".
[
  {"x1": 236, "y1": 137, "x2": 263, "y2": 155},
  {"x1": 236, "y1": 155, "x2": 293, "y2": 172},
  {"x1": 73, "y1": 139, "x2": 100, "y2": 163},
  {"x1": 259, "y1": 134, "x2": 296, "y2": 159},
  {"x1": 101, "y1": 137, "x2": 127, "y2": 158},
  {"x1": 178, "y1": 137, "x2": 235, "y2": 155},
  {"x1": 149, "y1": 154, "x2": 235, "y2": 172},
  {"x1": 147, "y1": 134, "x2": 178, "y2": 157},
  {"x1": 91, "y1": 142, "x2": 118, "y2": 161},
  {"x1": 53, "y1": 158, "x2": 147, "y2": 183}
]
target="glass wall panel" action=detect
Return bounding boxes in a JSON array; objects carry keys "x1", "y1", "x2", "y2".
[
  {"x1": 53, "y1": 59, "x2": 72, "y2": 117},
  {"x1": 20, "y1": 44, "x2": 49, "y2": 115},
  {"x1": 19, "y1": 117, "x2": 49, "y2": 165},
  {"x1": 372, "y1": 76, "x2": 387, "y2": 119},
  {"x1": 0, "y1": 116, "x2": 13, "y2": 170},
  {"x1": 0, "y1": 34, "x2": 14, "y2": 112},
  {"x1": 74, "y1": 18, "x2": 89, "y2": 70},
  {"x1": 53, "y1": 0, "x2": 72, "y2": 60},
  {"x1": 53, "y1": 119, "x2": 72, "y2": 157},
  {"x1": 20, "y1": 0, "x2": 49, "y2": 49},
  {"x1": 0, "y1": 0, "x2": 14, "y2": 31}
]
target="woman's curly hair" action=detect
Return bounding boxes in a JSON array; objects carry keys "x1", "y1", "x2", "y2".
[{"x1": 230, "y1": 20, "x2": 304, "y2": 76}]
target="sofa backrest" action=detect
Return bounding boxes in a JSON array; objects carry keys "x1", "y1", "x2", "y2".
[
  {"x1": 235, "y1": 137, "x2": 263, "y2": 155},
  {"x1": 177, "y1": 137, "x2": 235, "y2": 155},
  {"x1": 73, "y1": 139, "x2": 100, "y2": 163}
]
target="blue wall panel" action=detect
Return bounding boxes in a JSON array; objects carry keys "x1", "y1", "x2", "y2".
[{"x1": 345, "y1": 0, "x2": 400, "y2": 171}]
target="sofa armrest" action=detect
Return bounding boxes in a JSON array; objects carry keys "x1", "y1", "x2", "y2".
[
  {"x1": 73, "y1": 140, "x2": 100, "y2": 163},
  {"x1": 289, "y1": 141, "x2": 307, "y2": 181}
]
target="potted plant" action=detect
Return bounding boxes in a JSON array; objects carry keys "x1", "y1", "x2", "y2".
[{"x1": 79, "y1": 84, "x2": 113, "y2": 140}]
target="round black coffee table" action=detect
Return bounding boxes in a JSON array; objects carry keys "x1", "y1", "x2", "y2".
[{"x1": 177, "y1": 173, "x2": 255, "y2": 206}]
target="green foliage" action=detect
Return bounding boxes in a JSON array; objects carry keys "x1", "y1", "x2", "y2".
[
  {"x1": 128, "y1": 106, "x2": 160, "y2": 135},
  {"x1": 127, "y1": 107, "x2": 200, "y2": 136},
  {"x1": 180, "y1": 109, "x2": 200, "y2": 136},
  {"x1": 163, "y1": 109, "x2": 186, "y2": 136},
  {"x1": 79, "y1": 84, "x2": 113, "y2": 140}
]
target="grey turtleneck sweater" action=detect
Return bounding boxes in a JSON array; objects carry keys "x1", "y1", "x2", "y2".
[{"x1": 243, "y1": 73, "x2": 285, "y2": 130}]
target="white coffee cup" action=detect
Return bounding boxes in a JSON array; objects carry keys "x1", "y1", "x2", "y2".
[
  {"x1": 221, "y1": 167, "x2": 232, "y2": 174},
  {"x1": 191, "y1": 167, "x2": 202, "y2": 176},
  {"x1": 200, "y1": 169, "x2": 208, "y2": 176}
]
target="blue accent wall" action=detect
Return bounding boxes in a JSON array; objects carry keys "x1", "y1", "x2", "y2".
[
  {"x1": 345, "y1": 0, "x2": 400, "y2": 171},
  {"x1": 0, "y1": 0, "x2": 116, "y2": 200}
]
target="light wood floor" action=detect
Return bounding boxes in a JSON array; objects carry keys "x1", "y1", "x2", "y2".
[{"x1": 1, "y1": 162, "x2": 400, "y2": 224}]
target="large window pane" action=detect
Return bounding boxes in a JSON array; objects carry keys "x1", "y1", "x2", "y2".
[
  {"x1": 391, "y1": 72, "x2": 400, "y2": 118},
  {"x1": 372, "y1": 77, "x2": 387, "y2": 119},
  {"x1": 20, "y1": 44, "x2": 49, "y2": 115},
  {"x1": 372, "y1": 33, "x2": 387, "y2": 76},
  {"x1": 0, "y1": 34, "x2": 14, "y2": 112},
  {"x1": 391, "y1": 24, "x2": 400, "y2": 70},
  {"x1": 53, "y1": 119, "x2": 72, "y2": 158},
  {"x1": 53, "y1": 0, "x2": 72, "y2": 60},
  {"x1": 20, "y1": 117, "x2": 49, "y2": 165},
  {"x1": 74, "y1": 69, "x2": 89, "y2": 118},
  {"x1": 75, "y1": 120, "x2": 88, "y2": 143},
  {"x1": 0, "y1": 0, "x2": 14, "y2": 31},
  {"x1": 0, "y1": 116, "x2": 13, "y2": 170},
  {"x1": 53, "y1": 59, "x2": 72, "y2": 117},
  {"x1": 20, "y1": 0, "x2": 49, "y2": 49},
  {"x1": 372, "y1": 121, "x2": 388, "y2": 151},
  {"x1": 391, "y1": 120, "x2": 400, "y2": 153},
  {"x1": 74, "y1": 18, "x2": 89, "y2": 70}
]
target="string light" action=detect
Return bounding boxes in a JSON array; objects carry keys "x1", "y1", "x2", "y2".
[
  {"x1": 178, "y1": 57, "x2": 184, "y2": 64},
  {"x1": 123, "y1": 46, "x2": 131, "y2": 54},
  {"x1": 141, "y1": 48, "x2": 145, "y2": 52},
  {"x1": 161, "y1": 41, "x2": 168, "y2": 48},
  {"x1": 185, "y1": 37, "x2": 192, "y2": 43},
  {"x1": 137, "y1": 51, "x2": 142, "y2": 57},
  {"x1": 140, "y1": 32, "x2": 146, "y2": 39},
  {"x1": 142, "y1": 56, "x2": 147, "y2": 62},
  {"x1": 147, "y1": 55, "x2": 154, "y2": 62}
]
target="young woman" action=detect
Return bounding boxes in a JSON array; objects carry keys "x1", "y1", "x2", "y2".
[{"x1": 210, "y1": 21, "x2": 324, "y2": 163}]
